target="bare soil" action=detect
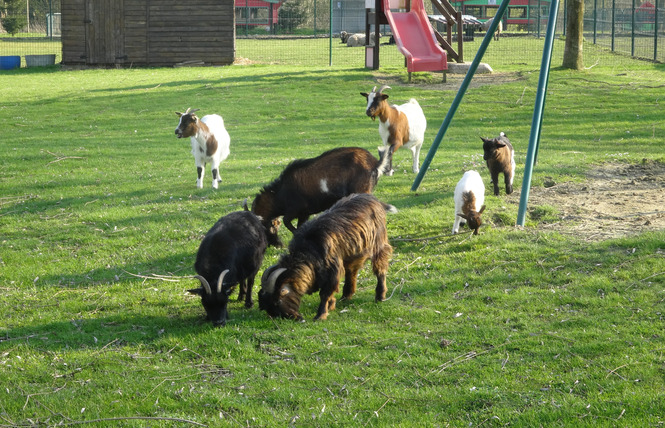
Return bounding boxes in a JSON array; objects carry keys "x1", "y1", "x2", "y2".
[{"x1": 516, "y1": 160, "x2": 665, "y2": 241}]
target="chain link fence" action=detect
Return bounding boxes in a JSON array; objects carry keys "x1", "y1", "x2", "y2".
[{"x1": 1, "y1": 0, "x2": 662, "y2": 69}]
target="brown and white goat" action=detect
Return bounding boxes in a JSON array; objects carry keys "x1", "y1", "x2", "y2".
[
  {"x1": 258, "y1": 193, "x2": 395, "y2": 321},
  {"x1": 481, "y1": 132, "x2": 515, "y2": 196},
  {"x1": 251, "y1": 147, "x2": 381, "y2": 247},
  {"x1": 453, "y1": 170, "x2": 486, "y2": 235},
  {"x1": 361, "y1": 85, "x2": 427, "y2": 176},
  {"x1": 175, "y1": 108, "x2": 230, "y2": 189}
]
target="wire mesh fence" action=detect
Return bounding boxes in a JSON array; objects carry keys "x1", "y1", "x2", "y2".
[{"x1": 0, "y1": 0, "x2": 662, "y2": 69}]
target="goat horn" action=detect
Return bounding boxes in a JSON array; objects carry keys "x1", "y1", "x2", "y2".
[
  {"x1": 194, "y1": 275, "x2": 212, "y2": 295},
  {"x1": 378, "y1": 85, "x2": 391, "y2": 93},
  {"x1": 371, "y1": 86, "x2": 377, "y2": 93},
  {"x1": 216, "y1": 269, "x2": 229, "y2": 294},
  {"x1": 267, "y1": 267, "x2": 287, "y2": 292}
]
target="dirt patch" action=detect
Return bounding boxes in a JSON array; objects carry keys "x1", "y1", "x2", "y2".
[
  {"x1": 519, "y1": 160, "x2": 665, "y2": 241},
  {"x1": 372, "y1": 71, "x2": 527, "y2": 91}
]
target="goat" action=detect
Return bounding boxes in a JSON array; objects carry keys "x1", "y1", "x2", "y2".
[
  {"x1": 482, "y1": 17, "x2": 502, "y2": 41},
  {"x1": 453, "y1": 170, "x2": 486, "y2": 235},
  {"x1": 188, "y1": 210, "x2": 267, "y2": 326},
  {"x1": 481, "y1": 132, "x2": 515, "y2": 196},
  {"x1": 340, "y1": 31, "x2": 379, "y2": 47},
  {"x1": 360, "y1": 85, "x2": 427, "y2": 176},
  {"x1": 175, "y1": 108, "x2": 230, "y2": 189},
  {"x1": 258, "y1": 193, "x2": 395, "y2": 321},
  {"x1": 251, "y1": 147, "x2": 381, "y2": 247}
]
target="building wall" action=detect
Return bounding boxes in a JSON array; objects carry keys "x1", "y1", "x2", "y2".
[{"x1": 62, "y1": 0, "x2": 235, "y2": 66}]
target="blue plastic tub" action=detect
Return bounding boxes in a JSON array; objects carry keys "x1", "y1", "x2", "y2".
[{"x1": 0, "y1": 56, "x2": 21, "y2": 70}]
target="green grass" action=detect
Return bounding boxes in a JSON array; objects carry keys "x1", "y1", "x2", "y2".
[{"x1": 1, "y1": 54, "x2": 664, "y2": 427}]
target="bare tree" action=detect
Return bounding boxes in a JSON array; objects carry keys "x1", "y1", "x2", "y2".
[{"x1": 562, "y1": 0, "x2": 584, "y2": 69}]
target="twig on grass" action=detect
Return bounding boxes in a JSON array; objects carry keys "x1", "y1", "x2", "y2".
[
  {"x1": 43, "y1": 149, "x2": 85, "y2": 165},
  {"x1": 122, "y1": 270, "x2": 192, "y2": 283},
  {"x1": 392, "y1": 230, "x2": 471, "y2": 242}
]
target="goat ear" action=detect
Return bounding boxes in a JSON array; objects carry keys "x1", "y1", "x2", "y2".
[
  {"x1": 187, "y1": 288, "x2": 203, "y2": 296},
  {"x1": 480, "y1": 137, "x2": 491, "y2": 143},
  {"x1": 381, "y1": 94, "x2": 389, "y2": 100},
  {"x1": 360, "y1": 92, "x2": 369, "y2": 98},
  {"x1": 479, "y1": 205, "x2": 486, "y2": 214},
  {"x1": 495, "y1": 140, "x2": 506, "y2": 147},
  {"x1": 459, "y1": 213, "x2": 469, "y2": 220},
  {"x1": 176, "y1": 111, "x2": 183, "y2": 117}
]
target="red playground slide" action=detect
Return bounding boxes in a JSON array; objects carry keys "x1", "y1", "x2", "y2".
[{"x1": 382, "y1": 0, "x2": 448, "y2": 75}]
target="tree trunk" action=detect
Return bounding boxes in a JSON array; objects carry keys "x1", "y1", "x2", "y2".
[{"x1": 562, "y1": 0, "x2": 584, "y2": 69}]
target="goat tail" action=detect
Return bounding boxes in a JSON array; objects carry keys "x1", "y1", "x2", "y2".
[{"x1": 383, "y1": 203, "x2": 398, "y2": 214}]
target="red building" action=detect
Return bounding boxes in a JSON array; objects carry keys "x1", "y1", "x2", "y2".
[{"x1": 236, "y1": 0, "x2": 284, "y2": 30}]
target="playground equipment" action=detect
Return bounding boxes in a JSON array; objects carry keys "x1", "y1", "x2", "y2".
[
  {"x1": 411, "y1": 0, "x2": 561, "y2": 228},
  {"x1": 365, "y1": 0, "x2": 448, "y2": 81}
]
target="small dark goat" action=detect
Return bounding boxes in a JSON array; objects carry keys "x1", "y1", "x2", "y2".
[
  {"x1": 481, "y1": 132, "x2": 515, "y2": 196},
  {"x1": 189, "y1": 210, "x2": 268, "y2": 327},
  {"x1": 251, "y1": 147, "x2": 380, "y2": 247},
  {"x1": 258, "y1": 193, "x2": 395, "y2": 321}
]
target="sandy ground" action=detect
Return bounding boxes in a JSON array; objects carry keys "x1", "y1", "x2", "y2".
[{"x1": 515, "y1": 160, "x2": 665, "y2": 241}]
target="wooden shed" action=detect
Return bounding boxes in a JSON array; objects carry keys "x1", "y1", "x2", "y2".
[{"x1": 61, "y1": 0, "x2": 235, "y2": 67}]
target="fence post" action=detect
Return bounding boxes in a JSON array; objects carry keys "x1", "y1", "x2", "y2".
[
  {"x1": 329, "y1": 0, "x2": 333, "y2": 66},
  {"x1": 593, "y1": 0, "x2": 597, "y2": 44},
  {"x1": 611, "y1": 0, "x2": 616, "y2": 51},
  {"x1": 631, "y1": 0, "x2": 636, "y2": 56},
  {"x1": 655, "y1": 0, "x2": 659, "y2": 61}
]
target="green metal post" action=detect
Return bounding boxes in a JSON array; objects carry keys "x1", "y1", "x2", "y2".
[
  {"x1": 411, "y1": 0, "x2": 511, "y2": 191},
  {"x1": 330, "y1": 0, "x2": 333, "y2": 66},
  {"x1": 515, "y1": 0, "x2": 560, "y2": 226}
]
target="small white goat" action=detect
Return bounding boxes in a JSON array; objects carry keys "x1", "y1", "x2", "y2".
[
  {"x1": 175, "y1": 108, "x2": 230, "y2": 189},
  {"x1": 481, "y1": 132, "x2": 515, "y2": 196},
  {"x1": 360, "y1": 85, "x2": 427, "y2": 176},
  {"x1": 453, "y1": 170, "x2": 486, "y2": 235},
  {"x1": 482, "y1": 17, "x2": 502, "y2": 41}
]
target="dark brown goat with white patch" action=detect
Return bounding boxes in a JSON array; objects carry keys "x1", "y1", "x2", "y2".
[
  {"x1": 258, "y1": 193, "x2": 395, "y2": 321},
  {"x1": 361, "y1": 85, "x2": 427, "y2": 176},
  {"x1": 481, "y1": 132, "x2": 515, "y2": 196},
  {"x1": 251, "y1": 147, "x2": 380, "y2": 247}
]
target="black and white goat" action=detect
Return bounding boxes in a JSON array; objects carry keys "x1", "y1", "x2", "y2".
[
  {"x1": 251, "y1": 147, "x2": 381, "y2": 247},
  {"x1": 258, "y1": 193, "x2": 395, "y2": 321},
  {"x1": 361, "y1": 85, "x2": 427, "y2": 176},
  {"x1": 481, "y1": 132, "x2": 515, "y2": 196},
  {"x1": 453, "y1": 170, "x2": 486, "y2": 235},
  {"x1": 189, "y1": 210, "x2": 267, "y2": 326},
  {"x1": 175, "y1": 108, "x2": 230, "y2": 189}
]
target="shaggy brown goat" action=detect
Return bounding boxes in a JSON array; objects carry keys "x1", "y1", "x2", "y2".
[{"x1": 258, "y1": 193, "x2": 395, "y2": 321}]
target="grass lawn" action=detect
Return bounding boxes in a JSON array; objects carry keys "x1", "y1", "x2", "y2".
[{"x1": 0, "y1": 53, "x2": 664, "y2": 426}]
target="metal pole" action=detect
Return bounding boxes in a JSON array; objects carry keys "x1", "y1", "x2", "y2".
[
  {"x1": 611, "y1": 0, "x2": 615, "y2": 51},
  {"x1": 411, "y1": 0, "x2": 511, "y2": 191},
  {"x1": 516, "y1": 0, "x2": 560, "y2": 226},
  {"x1": 593, "y1": 0, "x2": 597, "y2": 44},
  {"x1": 655, "y1": 0, "x2": 659, "y2": 61},
  {"x1": 631, "y1": 0, "x2": 636, "y2": 56},
  {"x1": 330, "y1": 0, "x2": 333, "y2": 65}
]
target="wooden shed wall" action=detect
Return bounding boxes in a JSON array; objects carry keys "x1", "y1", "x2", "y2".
[{"x1": 62, "y1": 0, "x2": 235, "y2": 66}]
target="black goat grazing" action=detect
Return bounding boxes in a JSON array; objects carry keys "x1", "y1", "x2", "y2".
[
  {"x1": 258, "y1": 193, "x2": 395, "y2": 321},
  {"x1": 481, "y1": 132, "x2": 515, "y2": 196},
  {"x1": 189, "y1": 210, "x2": 268, "y2": 327},
  {"x1": 251, "y1": 147, "x2": 381, "y2": 247}
]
